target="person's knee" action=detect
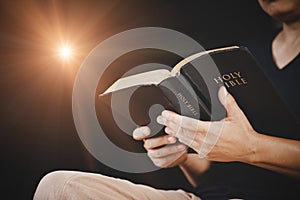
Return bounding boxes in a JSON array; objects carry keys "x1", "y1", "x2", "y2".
[{"x1": 34, "y1": 171, "x2": 79, "y2": 200}]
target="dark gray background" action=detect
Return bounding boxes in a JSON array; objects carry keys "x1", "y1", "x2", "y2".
[{"x1": 0, "y1": 1, "x2": 277, "y2": 199}]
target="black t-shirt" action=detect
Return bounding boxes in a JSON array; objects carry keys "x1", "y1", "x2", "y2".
[
  {"x1": 194, "y1": 31, "x2": 300, "y2": 199},
  {"x1": 250, "y1": 32, "x2": 300, "y2": 124}
]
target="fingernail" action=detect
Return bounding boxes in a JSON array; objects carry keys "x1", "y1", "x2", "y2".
[
  {"x1": 161, "y1": 110, "x2": 169, "y2": 118},
  {"x1": 221, "y1": 86, "x2": 227, "y2": 97},
  {"x1": 156, "y1": 115, "x2": 165, "y2": 124},
  {"x1": 140, "y1": 126, "x2": 150, "y2": 133},
  {"x1": 134, "y1": 126, "x2": 149, "y2": 138},
  {"x1": 177, "y1": 145, "x2": 185, "y2": 150},
  {"x1": 168, "y1": 136, "x2": 176, "y2": 143},
  {"x1": 219, "y1": 86, "x2": 227, "y2": 103},
  {"x1": 138, "y1": 126, "x2": 149, "y2": 135},
  {"x1": 165, "y1": 127, "x2": 172, "y2": 134}
]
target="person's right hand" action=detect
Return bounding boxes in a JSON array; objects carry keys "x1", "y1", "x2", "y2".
[{"x1": 133, "y1": 126, "x2": 188, "y2": 168}]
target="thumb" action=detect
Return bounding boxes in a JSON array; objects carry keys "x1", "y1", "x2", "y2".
[
  {"x1": 218, "y1": 86, "x2": 241, "y2": 117},
  {"x1": 133, "y1": 126, "x2": 151, "y2": 140}
]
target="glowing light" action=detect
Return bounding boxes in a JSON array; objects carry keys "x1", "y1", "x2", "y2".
[{"x1": 59, "y1": 46, "x2": 73, "y2": 59}]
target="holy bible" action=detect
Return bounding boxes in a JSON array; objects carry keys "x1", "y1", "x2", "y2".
[
  {"x1": 98, "y1": 46, "x2": 300, "y2": 198},
  {"x1": 99, "y1": 46, "x2": 298, "y2": 139}
]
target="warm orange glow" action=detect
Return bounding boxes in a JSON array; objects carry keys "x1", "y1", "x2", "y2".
[{"x1": 59, "y1": 46, "x2": 73, "y2": 59}]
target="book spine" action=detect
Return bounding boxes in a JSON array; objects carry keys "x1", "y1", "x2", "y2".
[
  {"x1": 158, "y1": 75, "x2": 210, "y2": 120},
  {"x1": 180, "y1": 60, "x2": 226, "y2": 121}
]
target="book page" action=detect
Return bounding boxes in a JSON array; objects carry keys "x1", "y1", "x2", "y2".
[
  {"x1": 100, "y1": 69, "x2": 171, "y2": 96},
  {"x1": 100, "y1": 46, "x2": 239, "y2": 96},
  {"x1": 170, "y1": 46, "x2": 239, "y2": 76}
]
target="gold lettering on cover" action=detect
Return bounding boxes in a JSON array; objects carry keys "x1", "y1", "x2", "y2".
[
  {"x1": 222, "y1": 74, "x2": 231, "y2": 81},
  {"x1": 241, "y1": 78, "x2": 247, "y2": 84},
  {"x1": 229, "y1": 80, "x2": 236, "y2": 87},
  {"x1": 234, "y1": 71, "x2": 241, "y2": 78},
  {"x1": 176, "y1": 92, "x2": 199, "y2": 116},
  {"x1": 213, "y1": 71, "x2": 247, "y2": 88},
  {"x1": 213, "y1": 77, "x2": 223, "y2": 84}
]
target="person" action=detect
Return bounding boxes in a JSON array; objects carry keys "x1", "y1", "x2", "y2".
[{"x1": 34, "y1": 0, "x2": 300, "y2": 199}]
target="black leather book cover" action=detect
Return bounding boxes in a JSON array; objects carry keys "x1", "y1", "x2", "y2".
[
  {"x1": 179, "y1": 47, "x2": 299, "y2": 137},
  {"x1": 98, "y1": 46, "x2": 299, "y2": 153}
]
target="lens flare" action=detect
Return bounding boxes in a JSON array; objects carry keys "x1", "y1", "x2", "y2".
[{"x1": 59, "y1": 46, "x2": 73, "y2": 59}]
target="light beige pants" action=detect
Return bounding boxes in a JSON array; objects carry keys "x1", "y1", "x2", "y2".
[{"x1": 34, "y1": 171, "x2": 201, "y2": 200}]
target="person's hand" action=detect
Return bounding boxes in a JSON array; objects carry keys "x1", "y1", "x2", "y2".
[
  {"x1": 157, "y1": 86, "x2": 257, "y2": 163},
  {"x1": 133, "y1": 126, "x2": 188, "y2": 168}
]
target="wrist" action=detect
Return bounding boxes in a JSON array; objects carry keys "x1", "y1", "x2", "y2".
[
  {"x1": 243, "y1": 129, "x2": 260, "y2": 164},
  {"x1": 179, "y1": 154, "x2": 210, "y2": 169},
  {"x1": 178, "y1": 154, "x2": 190, "y2": 168}
]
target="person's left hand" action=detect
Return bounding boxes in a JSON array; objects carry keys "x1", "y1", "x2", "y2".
[
  {"x1": 132, "y1": 126, "x2": 188, "y2": 168},
  {"x1": 157, "y1": 86, "x2": 258, "y2": 163}
]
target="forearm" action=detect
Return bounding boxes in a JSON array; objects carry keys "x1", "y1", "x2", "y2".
[
  {"x1": 246, "y1": 131, "x2": 300, "y2": 178},
  {"x1": 179, "y1": 154, "x2": 210, "y2": 187}
]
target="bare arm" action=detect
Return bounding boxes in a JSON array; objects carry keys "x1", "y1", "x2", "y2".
[
  {"x1": 179, "y1": 154, "x2": 210, "y2": 187},
  {"x1": 248, "y1": 132, "x2": 300, "y2": 178}
]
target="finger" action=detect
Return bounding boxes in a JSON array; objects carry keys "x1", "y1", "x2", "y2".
[
  {"x1": 218, "y1": 86, "x2": 241, "y2": 117},
  {"x1": 164, "y1": 120, "x2": 206, "y2": 144},
  {"x1": 157, "y1": 116, "x2": 176, "y2": 136},
  {"x1": 144, "y1": 135, "x2": 177, "y2": 150},
  {"x1": 166, "y1": 126, "x2": 194, "y2": 140},
  {"x1": 133, "y1": 126, "x2": 151, "y2": 140},
  {"x1": 151, "y1": 151, "x2": 186, "y2": 168},
  {"x1": 177, "y1": 135, "x2": 209, "y2": 156},
  {"x1": 147, "y1": 144, "x2": 186, "y2": 158},
  {"x1": 170, "y1": 126, "x2": 207, "y2": 150},
  {"x1": 159, "y1": 111, "x2": 210, "y2": 133},
  {"x1": 176, "y1": 131, "x2": 201, "y2": 147},
  {"x1": 157, "y1": 115, "x2": 194, "y2": 134}
]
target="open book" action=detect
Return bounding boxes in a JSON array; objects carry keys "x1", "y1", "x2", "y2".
[
  {"x1": 100, "y1": 45, "x2": 297, "y2": 125},
  {"x1": 101, "y1": 46, "x2": 239, "y2": 95},
  {"x1": 100, "y1": 46, "x2": 245, "y2": 121}
]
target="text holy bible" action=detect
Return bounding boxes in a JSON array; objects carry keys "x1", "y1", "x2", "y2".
[
  {"x1": 98, "y1": 46, "x2": 300, "y2": 198},
  {"x1": 99, "y1": 46, "x2": 298, "y2": 139}
]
